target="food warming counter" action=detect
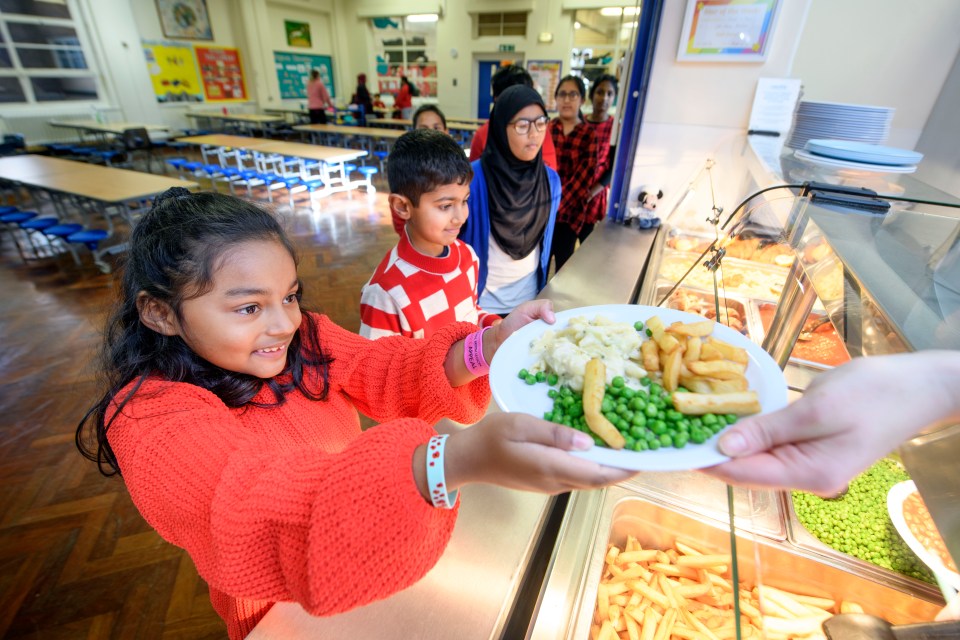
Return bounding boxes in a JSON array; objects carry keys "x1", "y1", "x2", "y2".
[{"x1": 249, "y1": 135, "x2": 958, "y2": 638}]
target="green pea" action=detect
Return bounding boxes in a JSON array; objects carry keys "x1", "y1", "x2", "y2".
[
  {"x1": 547, "y1": 373, "x2": 559, "y2": 386},
  {"x1": 612, "y1": 376, "x2": 625, "y2": 388},
  {"x1": 547, "y1": 389, "x2": 559, "y2": 399},
  {"x1": 518, "y1": 368, "x2": 529, "y2": 380},
  {"x1": 535, "y1": 371, "x2": 546, "y2": 383},
  {"x1": 524, "y1": 374, "x2": 536, "y2": 385},
  {"x1": 634, "y1": 320, "x2": 644, "y2": 331}
]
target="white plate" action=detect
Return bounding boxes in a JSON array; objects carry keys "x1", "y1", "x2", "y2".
[
  {"x1": 794, "y1": 149, "x2": 917, "y2": 173},
  {"x1": 887, "y1": 480, "x2": 960, "y2": 591},
  {"x1": 488, "y1": 304, "x2": 788, "y2": 471},
  {"x1": 805, "y1": 139, "x2": 923, "y2": 166}
]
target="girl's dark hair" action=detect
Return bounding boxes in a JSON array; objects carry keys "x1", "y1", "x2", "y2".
[
  {"x1": 589, "y1": 74, "x2": 618, "y2": 99},
  {"x1": 555, "y1": 74, "x2": 586, "y2": 100},
  {"x1": 412, "y1": 104, "x2": 448, "y2": 130},
  {"x1": 76, "y1": 189, "x2": 333, "y2": 476}
]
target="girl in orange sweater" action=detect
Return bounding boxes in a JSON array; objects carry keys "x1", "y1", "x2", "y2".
[{"x1": 76, "y1": 189, "x2": 634, "y2": 639}]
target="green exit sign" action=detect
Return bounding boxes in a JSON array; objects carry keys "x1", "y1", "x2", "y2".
[{"x1": 499, "y1": 44, "x2": 515, "y2": 52}]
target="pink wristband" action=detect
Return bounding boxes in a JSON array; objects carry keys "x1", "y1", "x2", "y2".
[{"x1": 463, "y1": 326, "x2": 492, "y2": 376}]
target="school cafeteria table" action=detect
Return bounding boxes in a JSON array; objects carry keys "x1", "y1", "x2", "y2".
[
  {"x1": 1, "y1": 155, "x2": 197, "y2": 271},
  {"x1": 48, "y1": 119, "x2": 170, "y2": 143},
  {"x1": 185, "y1": 112, "x2": 285, "y2": 135},
  {"x1": 448, "y1": 117, "x2": 487, "y2": 125},
  {"x1": 293, "y1": 124, "x2": 403, "y2": 155},
  {"x1": 370, "y1": 117, "x2": 412, "y2": 128},
  {"x1": 175, "y1": 135, "x2": 368, "y2": 197},
  {"x1": 264, "y1": 106, "x2": 311, "y2": 124}
]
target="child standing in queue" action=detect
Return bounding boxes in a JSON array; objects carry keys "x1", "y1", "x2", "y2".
[
  {"x1": 75, "y1": 189, "x2": 634, "y2": 639},
  {"x1": 361, "y1": 129, "x2": 498, "y2": 338}
]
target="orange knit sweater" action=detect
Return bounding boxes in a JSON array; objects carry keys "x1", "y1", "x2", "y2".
[{"x1": 107, "y1": 315, "x2": 491, "y2": 639}]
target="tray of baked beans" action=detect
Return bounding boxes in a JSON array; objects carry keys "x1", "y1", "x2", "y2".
[
  {"x1": 754, "y1": 302, "x2": 851, "y2": 369},
  {"x1": 657, "y1": 285, "x2": 760, "y2": 341}
]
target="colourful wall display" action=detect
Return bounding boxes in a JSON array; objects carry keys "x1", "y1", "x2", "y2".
[
  {"x1": 527, "y1": 60, "x2": 562, "y2": 112},
  {"x1": 195, "y1": 45, "x2": 247, "y2": 100},
  {"x1": 142, "y1": 40, "x2": 203, "y2": 103},
  {"x1": 274, "y1": 51, "x2": 334, "y2": 100}
]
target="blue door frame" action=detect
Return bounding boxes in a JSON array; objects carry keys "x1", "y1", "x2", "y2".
[{"x1": 608, "y1": 0, "x2": 665, "y2": 222}]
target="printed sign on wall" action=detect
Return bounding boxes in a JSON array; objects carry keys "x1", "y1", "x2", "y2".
[
  {"x1": 195, "y1": 45, "x2": 247, "y2": 100},
  {"x1": 274, "y1": 51, "x2": 335, "y2": 100},
  {"x1": 143, "y1": 40, "x2": 204, "y2": 103}
]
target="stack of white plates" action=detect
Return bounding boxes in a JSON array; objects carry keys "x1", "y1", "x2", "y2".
[
  {"x1": 795, "y1": 139, "x2": 922, "y2": 174},
  {"x1": 786, "y1": 101, "x2": 894, "y2": 150}
]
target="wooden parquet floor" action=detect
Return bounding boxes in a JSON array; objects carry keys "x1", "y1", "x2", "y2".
[{"x1": 0, "y1": 182, "x2": 400, "y2": 638}]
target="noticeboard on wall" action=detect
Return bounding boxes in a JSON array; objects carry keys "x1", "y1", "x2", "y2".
[
  {"x1": 527, "y1": 60, "x2": 562, "y2": 112},
  {"x1": 142, "y1": 40, "x2": 204, "y2": 103},
  {"x1": 274, "y1": 52, "x2": 335, "y2": 100},
  {"x1": 195, "y1": 45, "x2": 247, "y2": 101},
  {"x1": 677, "y1": 0, "x2": 780, "y2": 62}
]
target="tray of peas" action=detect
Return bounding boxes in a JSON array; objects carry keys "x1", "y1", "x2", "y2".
[
  {"x1": 783, "y1": 457, "x2": 942, "y2": 595},
  {"x1": 488, "y1": 304, "x2": 788, "y2": 471}
]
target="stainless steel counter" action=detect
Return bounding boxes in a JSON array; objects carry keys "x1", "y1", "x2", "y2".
[{"x1": 246, "y1": 481, "x2": 554, "y2": 639}]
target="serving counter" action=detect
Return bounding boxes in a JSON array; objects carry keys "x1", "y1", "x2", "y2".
[{"x1": 249, "y1": 134, "x2": 958, "y2": 638}]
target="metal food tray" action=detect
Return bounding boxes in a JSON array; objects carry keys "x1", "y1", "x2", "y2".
[
  {"x1": 750, "y1": 301, "x2": 849, "y2": 371},
  {"x1": 563, "y1": 488, "x2": 943, "y2": 640},
  {"x1": 655, "y1": 283, "x2": 762, "y2": 343},
  {"x1": 658, "y1": 249, "x2": 791, "y2": 304},
  {"x1": 621, "y1": 472, "x2": 785, "y2": 540},
  {"x1": 780, "y1": 491, "x2": 942, "y2": 600}
]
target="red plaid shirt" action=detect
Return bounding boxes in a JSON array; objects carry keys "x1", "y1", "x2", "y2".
[
  {"x1": 549, "y1": 118, "x2": 601, "y2": 234},
  {"x1": 585, "y1": 117, "x2": 615, "y2": 226}
]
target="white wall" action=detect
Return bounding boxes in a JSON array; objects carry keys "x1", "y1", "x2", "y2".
[{"x1": 791, "y1": 0, "x2": 960, "y2": 149}]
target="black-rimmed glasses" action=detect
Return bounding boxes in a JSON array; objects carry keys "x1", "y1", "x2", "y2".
[{"x1": 508, "y1": 115, "x2": 549, "y2": 135}]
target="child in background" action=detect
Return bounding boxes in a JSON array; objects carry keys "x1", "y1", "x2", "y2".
[
  {"x1": 372, "y1": 92, "x2": 387, "y2": 111},
  {"x1": 412, "y1": 104, "x2": 449, "y2": 133},
  {"x1": 75, "y1": 188, "x2": 634, "y2": 639},
  {"x1": 361, "y1": 129, "x2": 497, "y2": 338}
]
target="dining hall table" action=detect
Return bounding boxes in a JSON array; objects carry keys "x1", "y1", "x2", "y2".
[
  {"x1": 185, "y1": 111, "x2": 286, "y2": 135},
  {"x1": 0, "y1": 154, "x2": 198, "y2": 271},
  {"x1": 47, "y1": 119, "x2": 170, "y2": 143},
  {"x1": 175, "y1": 135, "x2": 369, "y2": 197}
]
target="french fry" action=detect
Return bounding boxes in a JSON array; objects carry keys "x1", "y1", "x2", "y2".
[
  {"x1": 676, "y1": 554, "x2": 732, "y2": 568},
  {"x1": 672, "y1": 391, "x2": 761, "y2": 416},
  {"x1": 679, "y1": 375, "x2": 714, "y2": 394},
  {"x1": 708, "y1": 377, "x2": 748, "y2": 393},
  {"x1": 641, "y1": 339, "x2": 661, "y2": 372},
  {"x1": 706, "y1": 337, "x2": 749, "y2": 364},
  {"x1": 668, "y1": 320, "x2": 715, "y2": 337},
  {"x1": 683, "y1": 336, "x2": 703, "y2": 363},
  {"x1": 583, "y1": 358, "x2": 627, "y2": 449},
  {"x1": 698, "y1": 342, "x2": 724, "y2": 361},
  {"x1": 662, "y1": 348, "x2": 682, "y2": 392},
  {"x1": 597, "y1": 619, "x2": 618, "y2": 640},
  {"x1": 619, "y1": 549, "x2": 660, "y2": 563},
  {"x1": 687, "y1": 360, "x2": 747, "y2": 380},
  {"x1": 647, "y1": 316, "x2": 682, "y2": 354}
]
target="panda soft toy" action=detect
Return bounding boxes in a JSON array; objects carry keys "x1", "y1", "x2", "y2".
[{"x1": 624, "y1": 185, "x2": 663, "y2": 229}]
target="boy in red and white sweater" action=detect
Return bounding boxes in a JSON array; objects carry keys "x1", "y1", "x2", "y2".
[{"x1": 360, "y1": 129, "x2": 500, "y2": 338}]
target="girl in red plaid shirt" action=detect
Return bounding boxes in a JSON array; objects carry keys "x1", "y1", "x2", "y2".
[{"x1": 548, "y1": 75, "x2": 601, "y2": 272}]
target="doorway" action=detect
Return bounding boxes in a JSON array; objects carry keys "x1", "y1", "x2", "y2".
[{"x1": 474, "y1": 54, "x2": 523, "y2": 118}]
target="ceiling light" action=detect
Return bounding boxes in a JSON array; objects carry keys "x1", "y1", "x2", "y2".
[
  {"x1": 407, "y1": 13, "x2": 438, "y2": 23},
  {"x1": 600, "y1": 7, "x2": 622, "y2": 16},
  {"x1": 574, "y1": 21, "x2": 581, "y2": 29}
]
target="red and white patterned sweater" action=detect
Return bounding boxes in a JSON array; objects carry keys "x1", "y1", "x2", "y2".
[
  {"x1": 106, "y1": 315, "x2": 491, "y2": 639},
  {"x1": 359, "y1": 229, "x2": 499, "y2": 339}
]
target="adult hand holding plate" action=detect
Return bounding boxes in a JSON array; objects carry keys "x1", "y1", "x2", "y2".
[{"x1": 488, "y1": 304, "x2": 788, "y2": 471}]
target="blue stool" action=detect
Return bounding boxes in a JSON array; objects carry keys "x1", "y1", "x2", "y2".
[
  {"x1": 167, "y1": 157, "x2": 188, "y2": 176},
  {"x1": 373, "y1": 150, "x2": 389, "y2": 173},
  {"x1": 67, "y1": 228, "x2": 112, "y2": 272},
  {"x1": 356, "y1": 166, "x2": 378, "y2": 193},
  {"x1": 20, "y1": 216, "x2": 59, "y2": 232}
]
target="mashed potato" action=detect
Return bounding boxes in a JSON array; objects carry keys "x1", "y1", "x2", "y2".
[{"x1": 529, "y1": 315, "x2": 646, "y2": 391}]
